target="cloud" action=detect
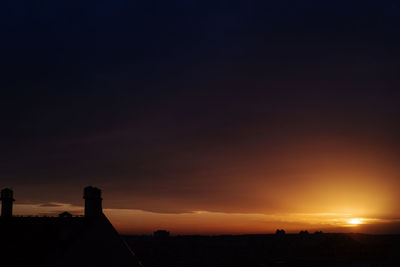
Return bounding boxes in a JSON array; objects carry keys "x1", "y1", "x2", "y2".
[
  {"x1": 104, "y1": 209, "x2": 400, "y2": 235},
  {"x1": 1, "y1": 0, "x2": 399, "y2": 234},
  {"x1": 39, "y1": 202, "x2": 64, "y2": 207},
  {"x1": 14, "y1": 203, "x2": 83, "y2": 216}
]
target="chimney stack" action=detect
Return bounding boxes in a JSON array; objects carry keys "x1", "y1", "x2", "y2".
[
  {"x1": 83, "y1": 186, "x2": 103, "y2": 217},
  {"x1": 1, "y1": 188, "x2": 15, "y2": 217}
]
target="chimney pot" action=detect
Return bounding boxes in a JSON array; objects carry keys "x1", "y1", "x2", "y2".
[
  {"x1": 83, "y1": 186, "x2": 103, "y2": 217},
  {"x1": 1, "y1": 188, "x2": 15, "y2": 217}
]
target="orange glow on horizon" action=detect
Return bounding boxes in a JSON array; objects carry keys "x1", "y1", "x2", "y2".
[
  {"x1": 348, "y1": 218, "x2": 363, "y2": 225},
  {"x1": 11, "y1": 204, "x2": 400, "y2": 235},
  {"x1": 10, "y1": 138, "x2": 400, "y2": 235}
]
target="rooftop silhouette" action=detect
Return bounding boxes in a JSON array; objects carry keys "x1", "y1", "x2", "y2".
[{"x1": 0, "y1": 187, "x2": 142, "y2": 267}]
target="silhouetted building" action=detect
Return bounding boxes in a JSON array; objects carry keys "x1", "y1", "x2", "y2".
[
  {"x1": 154, "y1": 229, "x2": 170, "y2": 238},
  {"x1": 275, "y1": 229, "x2": 286, "y2": 235},
  {"x1": 58, "y1": 211, "x2": 73, "y2": 217},
  {"x1": 1, "y1": 188, "x2": 14, "y2": 217},
  {"x1": 0, "y1": 186, "x2": 142, "y2": 267},
  {"x1": 84, "y1": 186, "x2": 103, "y2": 217},
  {"x1": 299, "y1": 230, "x2": 309, "y2": 235}
]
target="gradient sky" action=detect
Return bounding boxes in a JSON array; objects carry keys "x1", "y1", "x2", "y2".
[{"x1": 1, "y1": 0, "x2": 400, "y2": 234}]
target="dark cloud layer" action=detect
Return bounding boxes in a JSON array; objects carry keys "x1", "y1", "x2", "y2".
[{"x1": 1, "y1": 1, "x2": 399, "y2": 222}]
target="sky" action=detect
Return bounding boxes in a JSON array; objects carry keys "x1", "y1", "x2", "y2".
[{"x1": 1, "y1": 0, "x2": 400, "y2": 234}]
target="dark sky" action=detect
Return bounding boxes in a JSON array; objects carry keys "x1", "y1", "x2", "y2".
[{"x1": 1, "y1": 1, "x2": 400, "y2": 232}]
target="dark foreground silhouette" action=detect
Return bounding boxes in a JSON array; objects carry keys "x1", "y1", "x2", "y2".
[
  {"x1": 0, "y1": 187, "x2": 142, "y2": 267},
  {"x1": 2, "y1": 187, "x2": 400, "y2": 266},
  {"x1": 125, "y1": 233, "x2": 400, "y2": 267}
]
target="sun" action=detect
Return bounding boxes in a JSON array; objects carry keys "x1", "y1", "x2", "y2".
[{"x1": 348, "y1": 218, "x2": 363, "y2": 225}]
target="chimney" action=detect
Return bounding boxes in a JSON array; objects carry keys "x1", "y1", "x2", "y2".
[
  {"x1": 83, "y1": 186, "x2": 103, "y2": 217},
  {"x1": 1, "y1": 188, "x2": 15, "y2": 217}
]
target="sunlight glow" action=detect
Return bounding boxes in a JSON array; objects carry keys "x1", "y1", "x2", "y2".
[{"x1": 348, "y1": 218, "x2": 363, "y2": 225}]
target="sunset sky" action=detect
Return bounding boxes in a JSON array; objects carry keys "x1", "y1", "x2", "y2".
[{"x1": 1, "y1": 0, "x2": 400, "y2": 234}]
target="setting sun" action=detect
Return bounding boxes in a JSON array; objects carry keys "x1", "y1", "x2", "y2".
[{"x1": 348, "y1": 218, "x2": 363, "y2": 225}]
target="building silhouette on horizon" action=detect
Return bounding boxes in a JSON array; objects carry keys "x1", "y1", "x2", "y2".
[{"x1": 0, "y1": 186, "x2": 142, "y2": 267}]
